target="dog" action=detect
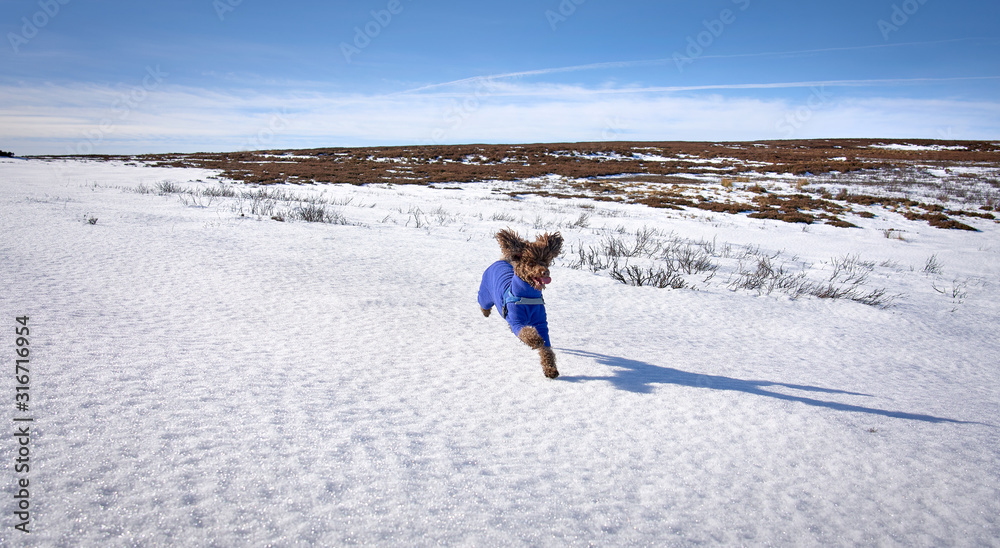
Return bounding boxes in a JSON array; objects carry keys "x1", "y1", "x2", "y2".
[{"x1": 478, "y1": 229, "x2": 564, "y2": 378}]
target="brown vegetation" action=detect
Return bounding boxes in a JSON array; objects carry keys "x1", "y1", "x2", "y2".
[
  {"x1": 45, "y1": 138, "x2": 998, "y2": 231},
  {"x1": 108, "y1": 139, "x2": 998, "y2": 187}
]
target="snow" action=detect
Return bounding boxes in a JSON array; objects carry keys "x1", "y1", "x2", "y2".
[
  {"x1": 544, "y1": 150, "x2": 752, "y2": 166},
  {"x1": 868, "y1": 144, "x2": 968, "y2": 152},
  {"x1": 2, "y1": 158, "x2": 999, "y2": 546}
]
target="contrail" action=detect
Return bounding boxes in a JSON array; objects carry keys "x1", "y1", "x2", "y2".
[
  {"x1": 397, "y1": 76, "x2": 1000, "y2": 99},
  {"x1": 391, "y1": 60, "x2": 641, "y2": 95},
  {"x1": 568, "y1": 76, "x2": 1000, "y2": 95},
  {"x1": 396, "y1": 37, "x2": 995, "y2": 95},
  {"x1": 675, "y1": 36, "x2": 992, "y2": 62}
]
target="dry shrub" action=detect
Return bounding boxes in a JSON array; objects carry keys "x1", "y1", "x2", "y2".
[
  {"x1": 697, "y1": 201, "x2": 754, "y2": 214},
  {"x1": 822, "y1": 217, "x2": 859, "y2": 228},
  {"x1": 903, "y1": 212, "x2": 977, "y2": 231},
  {"x1": 949, "y1": 209, "x2": 995, "y2": 220},
  {"x1": 749, "y1": 209, "x2": 815, "y2": 224}
]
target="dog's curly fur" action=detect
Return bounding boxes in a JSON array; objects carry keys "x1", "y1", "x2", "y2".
[
  {"x1": 495, "y1": 229, "x2": 564, "y2": 292},
  {"x1": 480, "y1": 229, "x2": 563, "y2": 378}
]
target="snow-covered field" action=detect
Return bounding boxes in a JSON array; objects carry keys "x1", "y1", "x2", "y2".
[{"x1": 2, "y1": 158, "x2": 999, "y2": 546}]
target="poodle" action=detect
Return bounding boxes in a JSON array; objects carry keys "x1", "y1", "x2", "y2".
[{"x1": 478, "y1": 229, "x2": 564, "y2": 378}]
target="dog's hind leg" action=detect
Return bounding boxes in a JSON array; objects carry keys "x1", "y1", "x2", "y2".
[{"x1": 480, "y1": 307, "x2": 492, "y2": 317}]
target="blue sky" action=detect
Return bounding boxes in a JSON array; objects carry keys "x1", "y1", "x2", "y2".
[{"x1": 1, "y1": 0, "x2": 998, "y2": 155}]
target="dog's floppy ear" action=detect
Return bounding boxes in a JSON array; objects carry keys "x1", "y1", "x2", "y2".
[
  {"x1": 496, "y1": 228, "x2": 527, "y2": 261},
  {"x1": 535, "y1": 232, "x2": 564, "y2": 262}
]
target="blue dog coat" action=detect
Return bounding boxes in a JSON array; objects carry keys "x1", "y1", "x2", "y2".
[{"x1": 478, "y1": 260, "x2": 551, "y2": 347}]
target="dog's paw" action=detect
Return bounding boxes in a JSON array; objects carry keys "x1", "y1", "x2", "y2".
[
  {"x1": 540, "y1": 347, "x2": 559, "y2": 379},
  {"x1": 481, "y1": 307, "x2": 492, "y2": 317}
]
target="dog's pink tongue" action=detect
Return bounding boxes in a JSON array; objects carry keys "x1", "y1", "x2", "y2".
[{"x1": 539, "y1": 276, "x2": 552, "y2": 285}]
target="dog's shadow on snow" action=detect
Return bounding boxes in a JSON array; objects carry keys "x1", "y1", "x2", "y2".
[{"x1": 558, "y1": 349, "x2": 976, "y2": 424}]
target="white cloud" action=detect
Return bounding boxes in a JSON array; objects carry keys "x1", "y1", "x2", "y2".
[{"x1": 1, "y1": 79, "x2": 997, "y2": 155}]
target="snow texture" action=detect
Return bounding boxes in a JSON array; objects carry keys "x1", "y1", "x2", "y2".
[{"x1": 1, "y1": 158, "x2": 999, "y2": 546}]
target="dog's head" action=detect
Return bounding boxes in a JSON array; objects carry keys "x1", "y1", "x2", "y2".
[{"x1": 496, "y1": 229, "x2": 563, "y2": 291}]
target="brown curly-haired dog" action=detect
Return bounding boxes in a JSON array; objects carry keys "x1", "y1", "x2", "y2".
[{"x1": 477, "y1": 229, "x2": 564, "y2": 378}]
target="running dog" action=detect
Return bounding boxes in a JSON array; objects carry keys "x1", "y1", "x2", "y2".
[{"x1": 478, "y1": 229, "x2": 564, "y2": 378}]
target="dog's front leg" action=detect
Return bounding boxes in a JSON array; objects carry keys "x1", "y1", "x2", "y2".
[
  {"x1": 538, "y1": 347, "x2": 559, "y2": 379},
  {"x1": 518, "y1": 327, "x2": 559, "y2": 379}
]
